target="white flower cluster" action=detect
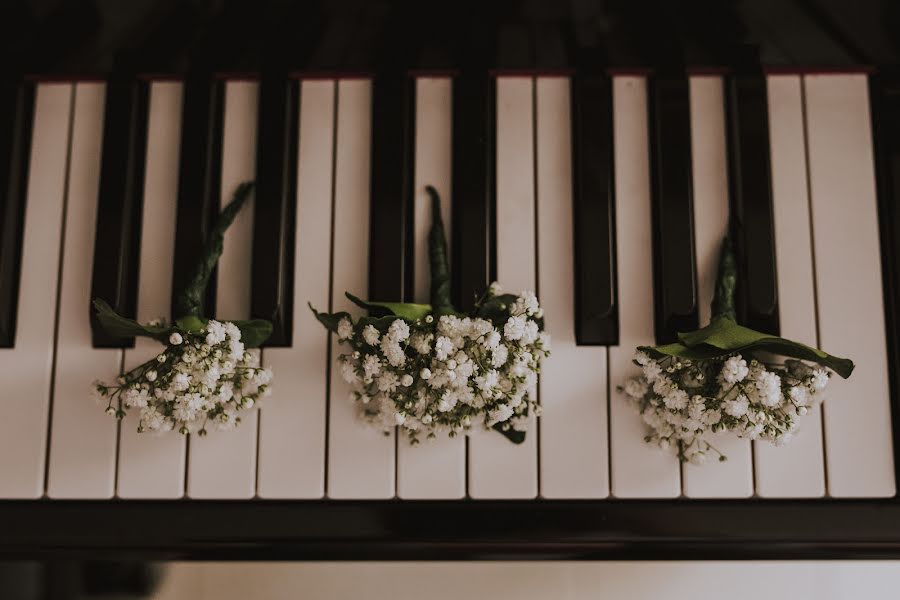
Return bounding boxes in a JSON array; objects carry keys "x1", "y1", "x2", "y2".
[
  {"x1": 620, "y1": 351, "x2": 830, "y2": 464},
  {"x1": 94, "y1": 320, "x2": 273, "y2": 435},
  {"x1": 335, "y1": 289, "x2": 550, "y2": 443}
]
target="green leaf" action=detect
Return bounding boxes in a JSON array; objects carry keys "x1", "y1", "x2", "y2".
[
  {"x1": 231, "y1": 319, "x2": 273, "y2": 348},
  {"x1": 92, "y1": 299, "x2": 169, "y2": 342},
  {"x1": 175, "y1": 315, "x2": 207, "y2": 333},
  {"x1": 357, "y1": 315, "x2": 410, "y2": 334},
  {"x1": 345, "y1": 292, "x2": 433, "y2": 321},
  {"x1": 641, "y1": 316, "x2": 855, "y2": 379},
  {"x1": 309, "y1": 303, "x2": 351, "y2": 335},
  {"x1": 174, "y1": 181, "x2": 254, "y2": 318},
  {"x1": 492, "y1": 422, "x2": 526, "y2": 444}
]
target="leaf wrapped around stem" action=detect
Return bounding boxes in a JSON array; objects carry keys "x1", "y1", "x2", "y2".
[
  {"x1": 427, "y1": 185, "x2": 454, "y2": 315},
  {"x1": 712, "y1": 234, "x2": 737, "y2": 321},
  {"x1": 92, "y1": 181, "x2": 271, "y2": 348},
  {"x1": 175, "y1": 181, "x2": 255, "y2": 318},
  {"x1": 640, "y1": 233, "x2": 854, "y2": 379}
]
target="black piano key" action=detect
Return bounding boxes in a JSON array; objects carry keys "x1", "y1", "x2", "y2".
[
  {"x1": 869, "y1": 71, "x2": 900, "y2": 486},
  {"x1": 571, "y1": 73, "x2": 618, "y2": 346},
  {"x1": 368, "y1": 72, "x2": 415, "y2": 303},
  {"x1": 250, "y1": 71, "x2": 298, "y2": 347},
  {"x1": 451, "y1": 68, "x2": 495, "y2": 312},
  {"x1": 171, "y1": 75, "x2": 224, "y2": 320},
  {"x1": 725, "y1": 71, "x2": 779, "y2": 334},
  {"x1": 648, "y1": 75, "x2": 699, "y2": 343},
  {"x1": 0, "y1": 81, "x2": 34, "y2": 348},
  {"x1": 89, "y1": 78, "x2": 150, "y2": 348}
]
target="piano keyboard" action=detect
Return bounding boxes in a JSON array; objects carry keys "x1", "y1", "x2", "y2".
[{"x1": 0, "y1": 71, "x2": 895, "y2": 501}]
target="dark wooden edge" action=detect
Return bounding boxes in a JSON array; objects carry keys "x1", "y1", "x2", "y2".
[
  {"x1": 3, "y1": 499, "x2": 900, "y2": 559},
  {"x1": 17, "y1": 65, "x2": 882, "y2": 83}
]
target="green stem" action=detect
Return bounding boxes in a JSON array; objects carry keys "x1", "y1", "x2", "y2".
[
  {"x1": 174, "y1": 182, "x2": 255, "y2": 318},
  {"x1": 427, "y1": 186, "x2": 454, "y2": 315},
  {"x1": 711, "y1": 233, "x2": 737, "y2": 322}
]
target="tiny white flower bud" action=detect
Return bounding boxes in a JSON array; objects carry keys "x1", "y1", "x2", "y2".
[
  {"x1": 420, "y1": 368, "x2": 432, "y2": 380},
  {"x1": 156, "y1": 354, "x2": 166, "y2": 363},
  {"x1": 425, "y1": 315, "x2": 434, "y2": 323},
  {"x1": 105, "y1": 406, "x2": 116, "y2": 416},
  {"x1": 690, "y1": 452, "x2": 707, "y2": 465},
  {"x1": 447, "y1": 359, "x2": 457, "y2": 370},
  {"x1": 169, "y1": 332, "x2": 183, "y2": 345},
  {"x1": 146, "y1": 370, "x2": 157, "y2": 382}
]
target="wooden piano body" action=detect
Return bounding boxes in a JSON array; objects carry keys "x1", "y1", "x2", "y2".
[{"x1": 3, "y1": 0, "x2": 900, "y2": 560}]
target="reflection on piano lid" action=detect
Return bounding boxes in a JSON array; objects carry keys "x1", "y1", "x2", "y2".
[{"x1": 1, "y1": 0, "x2": 900, "y2": 559}]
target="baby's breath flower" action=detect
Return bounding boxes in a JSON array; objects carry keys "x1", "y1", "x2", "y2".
[
  {"x1": 721, "y1": 355, "x2": 749, "y2": 384},
  {"x1": 362, "y1": 325, "x2": 380, "y2": 346},
  {"x1": 811, "y1": 369, "x2": 830, "y2": 391},
  {"x1": 96, "y1": 320, "x2": 271, "y2": 435},
  {"x1": 330, "y1": 291, "x2": 549, "y2": 443},
  {"x1": 337, "y1": 317, "x2": 354, "y2": 340},
  {"x1": 620, "y1": 352, "x2": 830, "y2": 463}
]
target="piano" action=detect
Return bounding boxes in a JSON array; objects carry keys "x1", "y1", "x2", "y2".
[{"x1": 4, "y1": 0, "x2": 900, "y2": 560}]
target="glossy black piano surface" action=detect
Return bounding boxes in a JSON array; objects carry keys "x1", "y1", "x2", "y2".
[{"x1": 4, "y1": 0, "x2": 900, "y2": 561}]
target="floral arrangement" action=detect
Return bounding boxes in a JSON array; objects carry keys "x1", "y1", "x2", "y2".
[
  {"x1": 92, "y1": 182, "x2": 273, "y2": 435},
  {"x1": 620, "y1": 235, "x2": 854, "y2": 464},
  {"x1": 311, "y1": 187, "x2": 549, "y2": 444}
]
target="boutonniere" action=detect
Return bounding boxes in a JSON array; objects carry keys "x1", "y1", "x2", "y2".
[
  {"x1": 92, "y1": 182, "x2": 274, "y2": 436},
  {"x1": 620, "y1": 234, "x2": 853, "y2": 465},
  {"x1": 311, "y1": 187, "x2": 549, "y2": 444}
]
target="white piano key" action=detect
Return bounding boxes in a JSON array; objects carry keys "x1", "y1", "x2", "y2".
[
  {"x1": 535, "y1": 76, "x2": 609, "y2": 499},
  {"x1": 327, "y1": 79, "x2": 396, "y2": 499},
  {"x1": 803, "y1": 73, "x2": 895, "y2": 497},
  {"x1": 257, "y1": 80, "x2": 334, "y2": 499},
  {"x1": 682, "y1": 76, "x2": 753, "y2": 498},
  {"x1": 396, "y1": 77, "x2": 466, "y2": 499},
  {"x1": 608, "y1": 76, "x2": 681, "y2": 498},
  {"x1": 186, "y1": 81, "x2": 259, "y2": 499},
  {"x1": 467, "y1": 77, "x2": 538, "y2": 499},
  {"x1": 0, "y1": 84, "x2": 71, "y2": 498},
  {"x1": 116, "y1": 82, "x2": 186, "y2": 499},
  {"x1": 753, "y1": 75, "x2": 825, "y2": 498},
  {"x1": 46, "y1": 83, "x2": 121, "y2": 499}
]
